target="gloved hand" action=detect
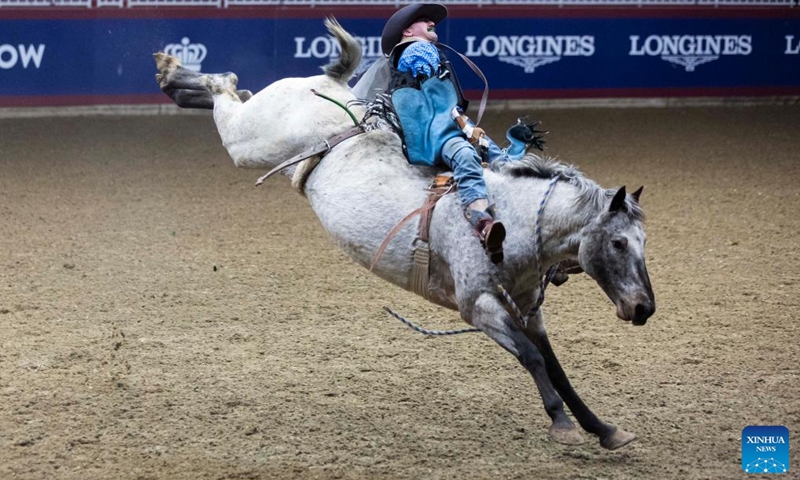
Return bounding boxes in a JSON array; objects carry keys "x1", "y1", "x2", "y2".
[
  {"x1": 509, "y1": 119, "x2": 548, "y2": 151},
  {"x1": 454, "y1": 113, "x2": 485, "y2": 145},
  {"x1": 468, "y1": 125, "x2": 486, "y2": 145}
]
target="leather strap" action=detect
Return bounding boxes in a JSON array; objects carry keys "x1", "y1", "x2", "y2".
[
  {"x1": 418, "y1": 175, "x2": 454, "y2": 243},
  {"x1": 370, "y1": 173, "x2": 455, "y2": 299},
  {"x1": 435, "y1": 42, "x2": 489, "y2": 127},
  {"x1": 370, "y1": 174, "x2": 455, "y2": 267},
  {"x1": 255, "y1": 125, "x2": 365, "y2": 186},
  {"x1": 418, "y1": 195, "x2": 437, "y2": 244},
  {"x1": 409, "y1": 174, "x2": 454, "y2": 298}
]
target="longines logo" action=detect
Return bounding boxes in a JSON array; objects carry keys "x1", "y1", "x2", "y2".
[
  {"x1": 0, "y1": 43, "x2": 45, "y2": 70},
  {"x1": 786, "y1": 35, "x2": 800, "y2": 54},
  {"x1": 629, "y1": 34, "x2": 751, "y2": 72},
  {"x1": 164, "y1": 37, "x2": 207, "y2": 72},
  {"x1": 295, "y1": 35, "x2": 383, "y2": 75},
  {"x1": 464, "y1": 35, "x2": 595, "y2": 73}
]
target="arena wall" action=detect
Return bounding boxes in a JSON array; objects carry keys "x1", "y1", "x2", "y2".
[{"x1": 1, "y1": 5, "x2": 798, "y2": 108}]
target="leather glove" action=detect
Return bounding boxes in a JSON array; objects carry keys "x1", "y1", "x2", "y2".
[
  {"x1": 509, "y1": 119, "x2": 548, "y2": 151},
  {"x1": 527, "y1": 121, "x2": 548, "y2": 152},
  {"x1": 469, "y1": 126, "x2": 486, "y2": 145}
]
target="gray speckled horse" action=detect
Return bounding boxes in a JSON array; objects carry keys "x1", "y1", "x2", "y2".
[{"x1": 154, "y1": 18, "x2": 655, "y2": 450}]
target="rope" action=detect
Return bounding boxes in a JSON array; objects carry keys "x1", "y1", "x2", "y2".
[
  {"x1": 528, "y1": 175, "x2": 562, "y2": 315},
  {"x1": 496, "y1": 284, "x2": 526, "y2": 327},
  {"x1": 382, "y1": 307, "x2": 480, "y2": 336}
]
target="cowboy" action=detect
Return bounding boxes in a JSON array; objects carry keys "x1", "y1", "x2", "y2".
[{"x1": 380, "y1": 3, "x2": 545, "y2": 264}]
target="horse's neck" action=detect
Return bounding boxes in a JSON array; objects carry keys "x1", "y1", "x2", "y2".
[{"x1": 515, "y1": 178, "x2": 597, "y2": 265}]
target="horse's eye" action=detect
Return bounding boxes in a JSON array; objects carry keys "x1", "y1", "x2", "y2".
[{"x1": 612, "y1": 238, "x2": 628, "y2": 251}]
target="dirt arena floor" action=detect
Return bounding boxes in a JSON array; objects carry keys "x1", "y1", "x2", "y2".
[{"x1": 1, "y1": 104, "x2": 798, "y2": 480}]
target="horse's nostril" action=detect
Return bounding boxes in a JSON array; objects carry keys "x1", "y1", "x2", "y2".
[{"x1": 632, "y1": 303, "x2": 653, "y2": 325}]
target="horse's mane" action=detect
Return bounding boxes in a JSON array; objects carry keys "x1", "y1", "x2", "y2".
[{"x1": 493, "y1": 154, "x2": 645, "y2": 221}]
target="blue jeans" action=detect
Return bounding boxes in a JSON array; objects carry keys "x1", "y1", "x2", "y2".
[
  {"x1": 440, "y1": 124, "x2": 529, "y2": 209},
  {"x1": 466, "y1": 118, "x2": 528, "y2": 164},
  {"x1": 440, "y1": 137, "x2": 487, "y2": 208}
]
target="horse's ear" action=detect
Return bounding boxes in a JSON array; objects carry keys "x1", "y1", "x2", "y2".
[
  {"x1": 609, "y1": 186, "x2": 627, "y2": 213},
  {"x1": 631, "y1": 186, "x2": 644, "y2": 203}
]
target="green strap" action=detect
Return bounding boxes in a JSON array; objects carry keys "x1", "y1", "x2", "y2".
[{"x1": 311, "y1": 89, "x2": 359, "y2": 126}]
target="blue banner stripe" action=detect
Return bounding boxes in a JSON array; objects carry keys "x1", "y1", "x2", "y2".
[{"x1": 1, "y1": 12, "x2": 799, "y2": 102}]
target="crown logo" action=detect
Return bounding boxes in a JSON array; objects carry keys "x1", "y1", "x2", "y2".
[{"x1": 164, "y1": 37, "x2": 207, "y2": 72}]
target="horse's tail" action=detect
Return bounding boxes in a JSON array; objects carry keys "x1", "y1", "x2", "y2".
[{"x1": 322, "y1": 17, "x2": 362, "y2": 85}]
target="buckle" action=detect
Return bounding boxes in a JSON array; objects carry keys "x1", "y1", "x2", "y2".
[{"x1": 428, "y1": 174, "x2": 454, "y2": 190}]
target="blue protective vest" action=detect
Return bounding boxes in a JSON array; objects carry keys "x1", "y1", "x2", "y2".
[
  {"x1": 388, "y1": 42, "x2": 469, "y2": 167},
  {"x1": 391, "y1": 75, "x2": 463, "y2": 166}
]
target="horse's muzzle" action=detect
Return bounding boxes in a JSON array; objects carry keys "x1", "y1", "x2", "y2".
[{"x1": 616, "y1": 298, "x2": 656, "y2": 325}]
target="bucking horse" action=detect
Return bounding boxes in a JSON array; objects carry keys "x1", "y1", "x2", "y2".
[{"x1": 154, "y1": 18, "x2": 655, "y2": 450}]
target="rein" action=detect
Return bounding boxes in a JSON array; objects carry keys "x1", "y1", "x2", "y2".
[
  {"x1": 383, "y1": 307, "x2": 481, "y2": 336},
  {"x1": 435, "y1": 42, "x2": 489, "y2": 127},
  {"x1": 527, "y1": 175, "x2": 562, "y2": 318},
  {"x1": 494, "y1": 175, "x2": 562, "y2": 330}
]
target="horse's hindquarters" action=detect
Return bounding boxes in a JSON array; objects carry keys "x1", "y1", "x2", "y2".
[
  {"x1": 304, "y1": 131, "x2": 436, "y2": 290},
  {"x1": 213, "y1": 76, "x2": 362, "y2": 170}
]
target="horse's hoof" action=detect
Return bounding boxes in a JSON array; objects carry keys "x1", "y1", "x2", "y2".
[
  {"x1": 153, "y1": 52, "x2": 181, "y2": 72},
  {"x1": 600, "y1": 427, "x2": 637, "y2": 450},
  {"x1": 153, "y1": 52, "x2": 168, "y2": 67},
  {"x1": 549, "y1": 424, "x2": 585, "y2": 445},
  {"x1": 155, "y1": 73, "x2": 167, "y2": 90},
  {"x1": 225, "y1": 72, "x2": 239, "y2": 90}
]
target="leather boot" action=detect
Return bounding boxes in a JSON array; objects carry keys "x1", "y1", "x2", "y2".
[{"x1": 466, "y1": 208, "x2": 506, "y2": 264}]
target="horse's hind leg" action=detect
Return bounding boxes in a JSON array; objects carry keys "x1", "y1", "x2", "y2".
[
  {"x1": 158, "y1": 85, "x2": 252, "y2": 110},
  {"x1": 158, "y1": 86, "x2": 214, "y2": 109},
  {"x1": 154, "y1": 53, "x2": 208, "y2": 91},
  {"x1": 154, "y1": 53, "x2": 252, "y2": 107},
  {"x1": 524, "y1": 310, "x2": 636, "y2": 450},
  {"x1": 470, "y1": 293, "x2": 585, "y2": 445}
]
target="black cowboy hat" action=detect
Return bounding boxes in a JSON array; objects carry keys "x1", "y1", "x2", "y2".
[{"x1": 381, "y1": 3, "x2": 448, "y2": 56}]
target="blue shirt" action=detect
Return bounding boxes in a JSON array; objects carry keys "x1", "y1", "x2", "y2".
[{"x1": 397, "y1": 42, "x2": 441, "y2": 78}]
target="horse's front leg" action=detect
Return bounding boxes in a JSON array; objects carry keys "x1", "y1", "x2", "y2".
[
  {"x1": 470, "y1": 293, "x2": 585, "y2": 445},
  {"x1": 523, "y1": 310, "x2": 637, "y2": 450}
]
